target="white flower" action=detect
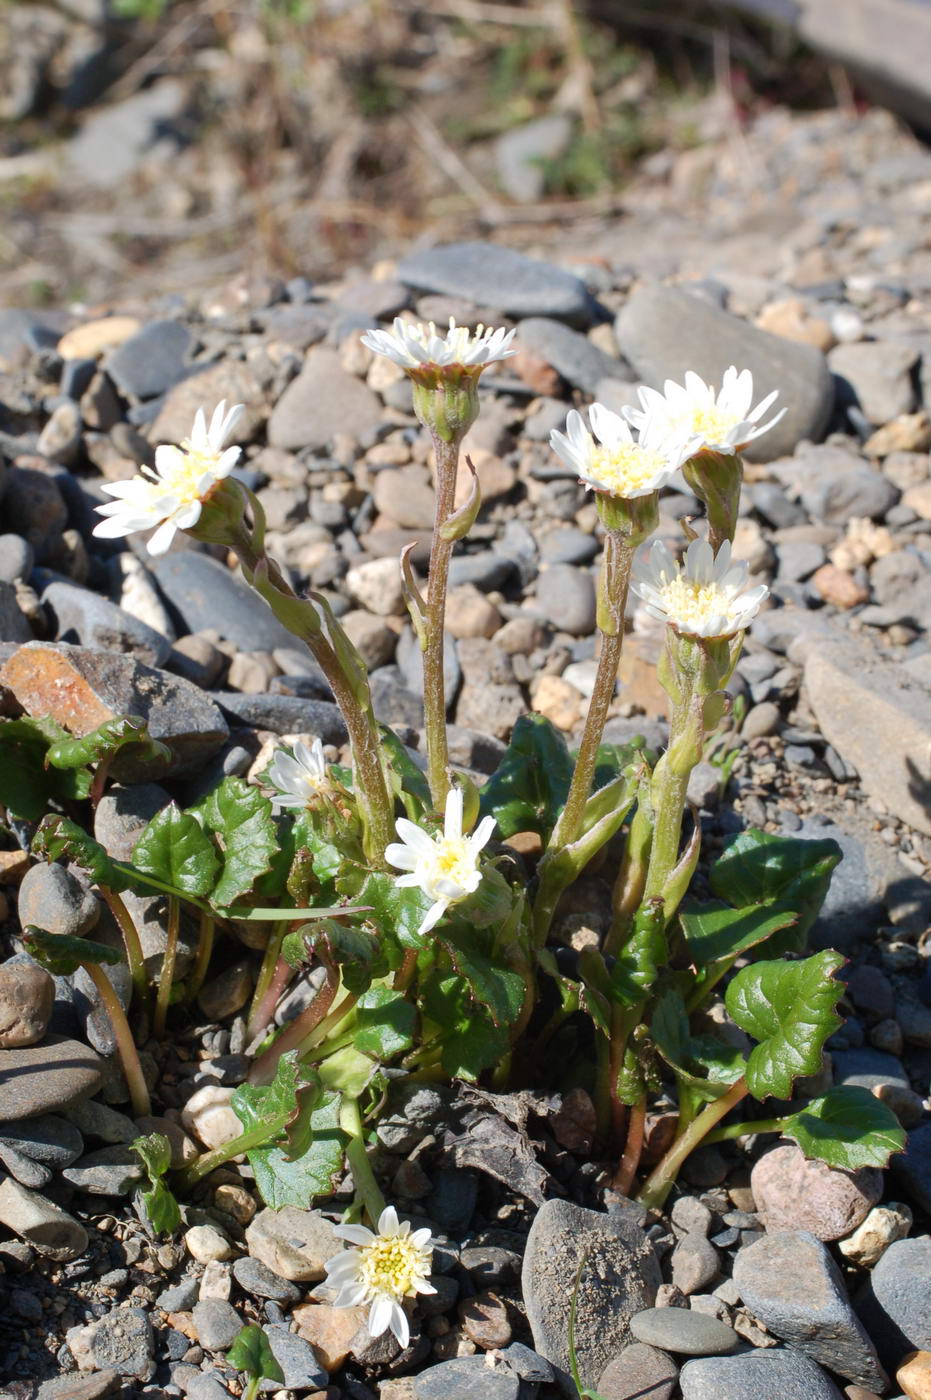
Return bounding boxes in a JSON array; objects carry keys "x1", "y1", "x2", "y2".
[
  {"x1": 93, "y1": 401, "x2": 245, "y2": 555},
  {"x1": 385, "y1": 788, "x2": 495, "y2": 935},
  {"x1": 631, "y1": 537, "x2": 768, "y2": 640},
  {"x1": 323, "y1": 1205, "x2": 435, "y2": 1348},
  {"x1": 361, "y1": 316, "x2": 516, "y2": 371},
  {"x1": 549, "y1": 403, "x2": 693, "y2": 499},
  {"x1": 266, "y1": 738, "x2": 330, "y2": 810},
  {"x1": 625, "y1": 367, "x2": 786, "y2": 455}
]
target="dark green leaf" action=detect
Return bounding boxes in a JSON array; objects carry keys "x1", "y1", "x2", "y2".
[
  {"x1": 422, "y1": 972, "x2": 507, "y2": 1080},
  {"x1": 455, "y1": 864, "x2": 513, "y2": 929},
  {"x1": 781, "y1": 1085, "x2": 906, "y2": 1169},
  {"x1": 46, "y1": 715, "x2": 170, "y2": 771},
  {"x1": 652, "y1": 989, "x2": 746, "y2": 1101},
  {"x1": 680, "y1": 900, "x2": 799, "y2": 969},
  {"x1": 726, "y1": 950, "x2": 845, "y2": 1101},
  {"x1": 281, "y1": 920, "x2": 388, "y2": 996},
  {"x1": 132, "y1": 1133, "x2": 180, "y2": 1235},
  {"x1": 227, "y1": 1324, "x2": 285, "y2": 1384},
  {"x1": 246, "y1": 1090, "x2": 344, "y2": 1209},
  {"x1": 592, "y1": 739, "x2": 651, "y2": 791},
  {"x1": 191, "y1": 777, "x2": 277, "y2": 908},
  {"x1": 32, "y1": 814, "x2": 136, "y2": 894},
  {"x1": 478, "y1": 714, "x2": 573, "y2": 838},
  {"x1": 0, "y1": 717, "x2": 91, "y2": 820},
  {"x1": 710, "y1": 829, "x2": 841, "y2": 942},
  {"x1": 231, "y1": 1051, "x2": 317, "y2": 1139},
  {"x1": 133, "y1": 804, "x2": 220, "y2": 897},
  {"x1": 380, "y1": 724, "x2": 431, "y2": 815},
  {"x1": 358, "y1": 870, "x2": 433, "y2": 950},
  {"x1": 22, "y1": 926, "x2": 123, "y2": 977},
  {"x1": 442, "y1": 929, "x2": 525, "y2": 1029},
  {"x1": 353, "y1": 984, "x2": 417, "y2": 1059}
]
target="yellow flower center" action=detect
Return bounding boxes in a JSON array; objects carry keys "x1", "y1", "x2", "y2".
[
  {"x1": 589, "y1": 443, "x2": 666, "y2": 495},
  {"x1": 358, "y1": 1235, "x2": 424, "y2": 1300},
  {"x1": 431, "y1": 837, "x2": 474, "y2": 888},
  {"x1": 684, "y1": 404, "x2": 740, "y2": 444},
  {"x1": 159, "y1": 442, "x2": 224, "y2": 506},
  {"x1": 659, "y1": 576, "x2": 730, "y2": 632}
]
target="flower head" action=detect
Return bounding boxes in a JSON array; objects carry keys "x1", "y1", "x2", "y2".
[
  {"x1": 266, "y1": 738, "x2": 330, "y2": 811},
  {"x1": 362, "y1": 316, "x2": 516, "y2": 372},
  {"x1": 93, "y1": 401, "x2": 245, "y2": 555},
  {"x1": 323, "y1": 1205, "x2": 435, "y2": 1348},
  {"x1": 385, "y1": 787, "x2": 495, "y2": 935},
  {"x1": 625, "y1": 367, "x2": 785, "y2": 455},
  {"x1": 632, "y1": 537, "x2": 768, "y2": 640},
  {"x1": 550, "y1": 403, "x2": 692, "y2": 499}
]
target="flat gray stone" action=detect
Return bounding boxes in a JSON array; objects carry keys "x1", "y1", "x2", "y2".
[
  {"x1": 891, "y1": 1121, "x2": 931, "y2": 1215},
  {"x1": 211, "y1": 690, "x2": 346, "y2": 745},
  {"x1": 413, "y1": 1356, "x2": 520, "y2": 1400},
  {"x1": 151, "y1": 551, "x2": 303, "y2": 653},
  {"x1": 0, "y1": 1114, "x2": 84, "y2": 1167},
  {"x1": 522, "y1": 1200, "x2": 661, "y2": 1394},
  {"x1": 614, "y1": 282, "x2": 834, "y2": 461},
  {"x1": 18, "y1": 862, "x2": 99, "y2": 940},
  {"x1": 398, "y1": 241, "x2": 594, "y2": 325},
  {"x1": 0, "y1": 579, "x2": 31, "y2": 642},
  {"x1": 0, "y1": 1035, "x2": 103, "y2": 1119},
  {"x1": 516, "y1": 317, "x2": 630, "y2": 393},
  {"x1": 596, "y1": 1342, "x2": 678, "y2": 1400},
  {"x1": 191, "y1": 1298, "x2": 242, "y2": 1351},
  {"x1": 42, "y1": 581, "x2": 171, "y2": 668},
  {"x1": 495, "y1": 114, "x2": 573, "y2": 202},
  {"x1": 263, "y1": 1324, "x2": 328, "y2": 1391},
  {"x1": 62, "y1": 1147, "x2": 143, "y2": 1196},
  {"x1": 268, "y1": 347, "x2": 382, "y2": 451},
  {"x1": 66, "y1": 1307, "x2": 155, "y2": 1382},
  {"x1": 855, "y1": 1234, "x2": 931, "y2": 1367},
  {"x1": 679, "y1": 1348, "x2": 844, "y2": 1400},
  {"x1": 105, "y1": 317, "x2": 193, "y2": 399},
  {"x1": 732, "y1": 1231, "x2": 886, "y2": 1389},
  {"x1": 629, "y1": 1308, "x2": 739, "y2": 1357}
]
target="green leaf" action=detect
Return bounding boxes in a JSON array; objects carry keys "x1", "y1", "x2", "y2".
[
  {"x1": 246, "y1": 1090, "x2": 345, "y2": 1209},
  {"x1": 381, "y1": 724, "x2": 431, "y2": 817},
  {"x1": 317, "y1": 1045, "x2": 375, "y2": 1098},
  {"x1": 710, "y1": 829, "x2": 841, "y2": 943},
  {"x1": 781, "y1": 1085, "x2": 906, "y2": 1170},
  {"x1": 478, "y1": 714, "x2": 573, "y2": 838},
  {"x1": 281, "y1": 920, "x2": 388, "y2": 996},
  {"x1": 232, "y1": 1051, "x2": 318, "y2": 1138},
  {"x1": 32, "y1": 814, "x2": 139, "y2": 895},
  {"x1": 422, "y1": 972, "x2": 507, "y2": 1080},
  {"x1": 442, "y1": 929, "x2": 525, "y2": 1029},
  {"x1": 191, "y1": 777, "x2": 278, "y2": 908},
  {"x1": 132, "y1": 1133, "x2": 181, "y2": 1235},
  {"x1": 610, "y1": 900, "x2": 668, "y2": 1005},
  {"x1": 358, "y1": 870, "x2": 433, "y2": 950},
  {"x1": 22, "y1": 926, "x2": 123, "y2": 977},
  {"x1": 680, "y1": 900, "x2": 799, "y2": 969},
  {"x1": 353, "y1": 984, "x2": 417, "y2": 1060},
  {"x1": 46, "y1": 715, "x2": 170, "y2": 772},
  {"x1": 227, "y1": 1324, "x2": 285, "y2": 1385},
  {"x1": 652, "y1": 989, "x2": 746, "y2": 1102},
  {"x1": 133, "y1": 804, "x2": 220, "y2": 897},
  {"x1": 726, "y1": 950, "x2": 845, "y2": 1101},
  {"x1": 0, "y1": 717, "x2": 91, "y2": 819}
]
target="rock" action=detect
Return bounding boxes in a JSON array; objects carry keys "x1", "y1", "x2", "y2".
[
  {"x1": 68, "y1": 78, "x2": 187, "y2": 189},
  {"x1": 346, "y1": 556, "x2": 406, "y2": 616},
  {"x1": 0, "y1": 1175, "x2": 88, "y2": 1259},
  {"x1": 42, "y1": 581, "x2": 171, "y2": 667},
  {"x1": 774, "y1": 444, "x2": 899, "y2": 525},
  {"x1": 0, "y1": 307, "x2": 59, "y2": 361},
  {"x1": 891, "y1": 1122, "x2": 931, "y2": 1215},
  {"x1": 521, "y1": 1199, "x2": 661, "y2": 1392},
  {"x1": 62, "y1": 1147, "x2": 143, "y2": 1196},
  {"x1": 833, "y1": 1046, "x2": 910, "y2": 1093},
  {"x1": 337, "y1": 610, "x2": 397, "y2": 669},
  {"x1": 94, "y1": 782, "x2": 170, "y2": 861},
  {"x1": 803, "y1": 630, "x2": 931, "y2": 836},
  {"x1": 268, "y1": 347, "x2": 382, "y2": 450},
  {"x1": 412, "y1": 1356, "x2": 521, "y2": 1400},
  {"x1": 4, "y1": 464, "x2": 68, "y2": 559},
  {"x1": 18, "y1": 863, "x2": 99, "y2": 940},
  {"x1": 59, "y1": 316, "x2": 141, "y2": 362},
  {"x1": 812, "y1": 564, "x2": 869, "y2": 609},
  {"x1": 0, "y1": 1034, "x2": 102, "y2": 1119},
  {"x1": 64, "y1": 1098, "x2": 137, "y2": 1145},
  {"x1": 181, "y1": 1084, "x2": 242, "y2": 1150},
  {"x1": 246, "y1": 1206, "x2": 342, "y2": 1282},
  {"x1": 398, "y1": 242, "x2": 594, "y2": 325},
  {"x1": 373, "y1": 463, "x2": 437, "y2": 530},
  {"x1": 679, "y1": 1348, "x2": 844, "y2": 1400},
  {"x1": 532, "y1": 673, "x2": 582, "y2": 730},
  {"x1": 459, "y1": 1291, "x2": 512, "y2": 1349},
  {"x1": 0, "y1": 961, "x2": 54, "y2": 1048},
  {"x1": 36, "y1": 1373, "x2": 121, "y2": 1400},
  {"x1": 516, "y1": 318, "x2": 629, "y2": 393},
  {"x1": 231, "y1": 1255, "x2": 301, "y2": 1302},
  {"x1": 0, "y1": 1114, "x2": 83, "y2": 1168},
  {"x1": 397, "y1": 624, "x2": 461, "y2": 704},
  {"x1": 750, "y1": 1145, "x2": 882, "y2": 1241},
  {"x1": 829, "y1": 342, "x2": 918, "y2": 425},
  {"x1": 0, "y1": 642, "x2": 228, "y2": 780},
  {"x1": 67, "y1": 1307, "x2": 155, "y2": 1381},
  {"x1": 855, "y1": 1237, "x2": 931, "y2": 1366},
  {"x1": 264, "y1": 1324, "x2": 329, "y2": 1391},
  {"x1": 150, "y1": 360, "x2": 266, "y2": 445},
  {"x1": 837, "y1": 1204, "x2": 912, "y2": 1268},
  {"x1": 292, "y1": 1301, "x2": 367, "y2": 1369},
  {"x1": 105, "y1": 317, "x2": 193, "y2": 400},
  {"x1": 495, "y1": 114, "x2": 573, "y2": 201},
  {"x1": 197, "y1": 960, "x2": 252, "y2": 1021},
  {"x1": 0, "y1": 579, "x2": 32, "y2": 642},
  {"x1": 671, "y1": 1235, "x2": 720, "y2": 1295},
  {"x1": 732, "y1": 1231, "x2": 886, "y2": 1389},
  {"x1": 536, "y1": 563, "x2": 597, "y2": 635},
  {"x1": 614, "y1": 282, "x2": 834, "y2": 461},
  {"x1": 191, "y1": 1298, "x2": 242, "y2": 1350},
  {"x1": 151, "y1": 551, "x2": 303, "y2": 653},
  {"x1": 629, "y1": 1309, "x2": 739, "y2": 1356},
  {"x1": 596, "y1": 1343, "x2": 679, "y2": 1400},
  {"x1": 898, "y1": 1350, "x2": 931, "y2": 1400},
  {"x1": 185, "y1": 1224, "x2": 234, "y2": 1263},
  {"x1": 211, "y1": 690, "x2": 346, "y2": 744},
  {"x1": 0, "y1": 534, "x2": 34, "y2": 583}
]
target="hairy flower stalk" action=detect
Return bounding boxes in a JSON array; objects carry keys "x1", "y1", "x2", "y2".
[{"x1": 362, "y1": 317, "x2": 516, "y2": 810}]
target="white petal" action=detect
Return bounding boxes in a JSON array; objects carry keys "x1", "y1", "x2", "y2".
[
  {"x1": 588, "y1": 402, "x2": 630, "y2": 448},
  {"x1": 469, "y1": 815, "x2": 496, "y2": 854},
  {"x1": 145, "y1": 518, "x2": 177, "y2": 555},
  {"x1": 334, "y1": 1223, "x2": 375, "y2": 1245},
  {"x1": 369, "y1": 1295, "x2": 393, "y2": 1337},
  {"x1": 444, "y1": 787, "x2": 464, "y2": 841},
  {"x1": 378, "y1": 1205, "x2": 400, "y2": 1236},
  {"x1": 388, "y1": 1301, "x2": 410, "y2": 1349},
  {"x1": 418, "y1": 899, "x2": 448, "y2": 935},
  {"x1": 393, "y1": 819, "x2": 436, "y2": 855}
]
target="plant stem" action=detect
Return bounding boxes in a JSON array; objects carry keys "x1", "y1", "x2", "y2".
[
  {"x1": 550, "y1": 530, "x2": 633, "y2": 851},
  {"x1": 423, "y1": 433, "x2": 460, "y2": 810},
  {"x1": 612, "y1": 1093, "x2": 646, "y2": 1195},
  {"x1": 100, "y1": 887, "x2": 148, "y2": 1010},
  {"x1": 177, "y1": 1114, "x2": 292, "y2": 1189},
  {"x1": 247, "y1": 920, "x2": 289, "y2": 1041},
  {"x1": 341, "y1": 1095, "x2": 386, "y2": 1228},
  {"x1": 83, "y1": 961, "x2": 150, "y2": 1118},
  {"x1": 704, "y1": 1115, "x2": 786, "y2": 1144},
  {"x1": 637, "y1": 1076, "x2": 748, "y2": 1211},
  {"x1": 298, "y1": 990, "x2": 358, "y2": 1055},
  {"x1": 641, "y1": 650, "x2": 700, "y2": 912},
  {"x1": 153, "y1": 896, "x2": 180, "y2": 1038},
  {"x1": 247, "y1": 967, "x2": 338, "y2": 1083},
  {"x1": 187, "y1": 910, "x2": 216, "y2": 1003}
]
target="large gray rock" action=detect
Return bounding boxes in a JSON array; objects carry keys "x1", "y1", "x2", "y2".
[
  {"x1": 42, "y1": 581, "x2": 171, "y2": 668},
  {"x1": 0, "y1": 580, "x2": 32, "y2": 642},
  {"x1": 18, "y1": 863, "x2": 99, "y2": 940},
  {"x1": 69, "y1": 81, "x2": 187, "y2": 192},
  {"x1": 67, "y1": 1306, "x2": 155, "y2": 1381},
  {"x1": 890, "y1": 1121, "x2": 931, "y2": 1217},
  {"x1": 268, "y1": 347, "x2": 382, "y2": 451},
  {"x1": 94, "y1": 782, "x2": 171, "y2": 862},
  {"x1": 495, "y1": 114, "x2": 573, "y2": 202},
  {"x1": 854, "y1": 1235, "x2": 931, "y2": 1366},
  {"x1": 0, "y1": 1035, "x2": 103, "y2": 1120},
  {"x1": 679, "y1": 1348, "x2": 844, "y2": 1400},
  {"x1": 398, "y1": 241, "x2": 594, "y2": 325},
  {"x1": 732, "y1": 1231, "x2": 886, "y2": 1389},
  {"x1": 516, "y1": 318, "x2": 630, "y2": 394},
  {"x1": 151, "y1": 551, "x2": 301, "y2": 653},
  {"x1": 770, "y1": 443, "x2": 899, "y2": 525},
  {"x1": 522, "y1": 1200, "x2": 661, "y2": 1394},
  {"x1": 105, "y1": 316, "x2": 193, "y2": 399},
  {"x1": 614, "y1": 282, "x2": 834, "y2": 461}
]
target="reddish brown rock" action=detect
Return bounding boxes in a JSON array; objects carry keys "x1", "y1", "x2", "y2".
[{"x1": 751, "y1": 1144, "x2": 882, "y2": 1241}]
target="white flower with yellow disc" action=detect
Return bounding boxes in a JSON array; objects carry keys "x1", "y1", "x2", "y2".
[
  {"x1": 549, "y1": 403, "x2": 693, "y2": 500},
  {"x1": 632, "y1": 537, "x2": 768, "y2": 640},
  {"x1": 323, "y1": 1205, "x2": 435, "y2": 1348},
  {"x1": 624, "y1": 367, "x2": 785, "y2": 456},
  {"x1": 266, "y1": 738, "x2": 331, "y2": 811},
  {"x1": 385, "y1": 788, "x2": 495, "y2": 935},
  {"x1": 362, "y1": 316, "x2": 516, "y2": 371}
]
